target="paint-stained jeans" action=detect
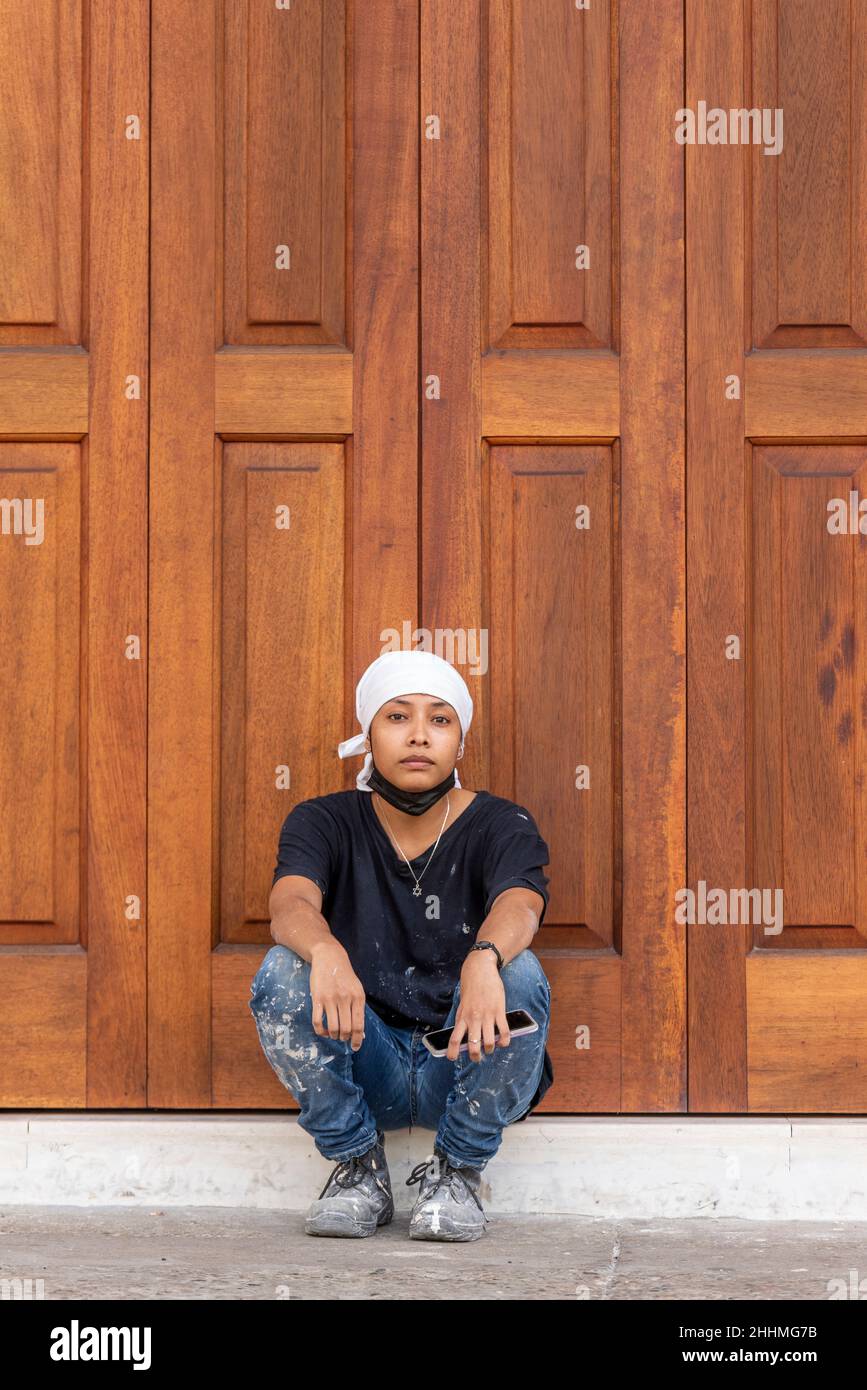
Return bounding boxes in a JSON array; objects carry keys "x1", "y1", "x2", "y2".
[{"x1": 248, "y1": 943, "x2": 551, "y2": 1172}]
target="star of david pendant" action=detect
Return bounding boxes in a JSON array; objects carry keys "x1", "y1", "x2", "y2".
[{"x1": 412, "y1": 883, "x2": 422, "y2": 896}]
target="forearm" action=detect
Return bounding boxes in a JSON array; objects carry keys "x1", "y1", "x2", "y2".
[
  {"x1": 269, "y1": 895, "x2": 344, "y2": 962},
  {"x1": 463, "y1": 895, "x2": 539, "y2": 974}
]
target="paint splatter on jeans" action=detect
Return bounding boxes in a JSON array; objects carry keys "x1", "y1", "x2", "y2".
[{"x1": 248, "y1": 944, "x2": 551, "y2": 1172}]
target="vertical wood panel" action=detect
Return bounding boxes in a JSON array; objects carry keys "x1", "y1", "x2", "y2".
[
  {"x1": 620, "y1": 0, "x2": 686, "y2": 1110},
  {"x1": 487, "y1": 445, "x2": 616, "y2": 946},
  {"x1": 152, "y1": 0, "x2": 420, "y2": 1104},
  {"x1": 87, "y1": 0, "x2": 150, "y2": 1105},
  {"x1": 219, "y1": 442, "x2": 346, "y2": 942},
  {"x1": 422, "y1": 0, "x2": 683, "y2": 1114},
  {"x1": 0, "y1": 0, "x2": 82, "y2": 341},
  {"x1": 0, "y1": 1, "x2": 148, "y2": 1106},
  {"x1": 0, "y1": 451, "x2": 77, "y2": 933},
  {"x1": 420, "y1": 0, "x2": 483, "y2": 798},
  {"x1": 223, "y1": 0, "x2": 348, "y2": 345},
  {"x1": 686, "y1": 0, "x2": 748, "y2": 1110},
  {"x1": 486, "y1": 0, "x2": 613, "y2": 349},
  {"x1": 690, "y1": 0, "x2": 867, "y2": 1110},
  {"x1": 348, "y1": 0, "x2": 418, "y2": 690},
  {"x1": 149, "y1": 0, "x2": 216, "y2": 1105},
  {"x1": 752, "y1": 0, "x2": 867, "y2": 347},
  {"x1": 752, "y1": 447, "x2": 864, "y2": 929},
  {"x1": 214, "y1": 0, "x2": 420, "y2": 1104}
]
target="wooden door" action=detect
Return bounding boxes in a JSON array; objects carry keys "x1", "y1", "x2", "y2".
[
  {"x1": 147, "y1": 0, "x2": 686, "y2": 1113},
  {"x1": 148, "y1": 0, "x2": 423, "y2": 1105},
  {"x1": 687, "y1": 0, "x2": 867, "y2": 1110},
  {"x1": 416, "y1": 0, "x2": 686, "y2": 1113},
  {"x1": 0, "y1": 0, "x2": 688, "y2": 1113},
  {"x1": 5, "y1": 0, "x2": 863, "y2": 1119},
  {"x1": 0, "y1": 2, "x2": 149, "y2": 1106}
]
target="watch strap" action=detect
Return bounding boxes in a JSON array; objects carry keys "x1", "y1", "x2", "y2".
[{"x1": 468, "y1": 940, "x2": 504, "y2": 970}]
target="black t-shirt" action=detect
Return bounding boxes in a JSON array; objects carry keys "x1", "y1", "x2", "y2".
[{"x1": 270, "y1": 788, "x2": 554, "y2": 1119}]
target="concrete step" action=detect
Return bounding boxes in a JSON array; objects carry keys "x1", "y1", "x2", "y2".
[{"x1": 2, "y1": 1114, "x2": 867, "y2": 1218}]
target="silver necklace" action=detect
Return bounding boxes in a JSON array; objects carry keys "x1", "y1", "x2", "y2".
[{"x1": 378, "y1": 795, "x2": 452, "y2": 897}]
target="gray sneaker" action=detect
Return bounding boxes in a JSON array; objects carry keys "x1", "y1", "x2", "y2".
[
  {"x1": 406, "y1": 1146, "x2": 488, "y2": 1241},
  {"x1": 305, "y1": 1130, "x2": 394, "y2": 1238}
]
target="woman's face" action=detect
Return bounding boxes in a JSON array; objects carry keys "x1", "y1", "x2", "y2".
[{"x1": 368, "y1": 692, "x2": 461, "y2": 787}]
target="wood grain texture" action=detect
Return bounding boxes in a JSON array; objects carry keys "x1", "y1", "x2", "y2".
[
  {"x1": 748, "y1": 956, "x2": 867, "y2": 1110},
  {"x1": 149, "y1": 0, "x2": 419, "y2": 1104},
  {"x1": 751, "y1": 0, "x2": 867, "y2": 349},
  {"x1": 745, "y1": 352, "x2": 867, "y2": 437},
  {"x1": 620, "y1": 0, "x2": 686, "y2": 1110},
  {"x1": 543, "y1": 955, "x2": 621, "y2": 1112},
  {"x1": 0, "y1": 2, "x2": 148, "y2": 1107},
  {"x1": 215, "y1": 349, "x2": 352, "y2": 434},
  {"x1": 689, "y1": 0, "x2": 867, "y2": 1110},
  {"x1": 487, "y1": 444, "x2": 616, "y2": 950},
  {"x1": 212, "y1": 946, "x2": 299, "y2": 1108},
  {"x1": 149, "y1": 0, "x2": 216, "y2": 1106},
  {"x1": 482, "y1": 350, "x2": 620, "y2": 438},
  {"x1": 486, "y1": 0, "x2": 613, "y2": 350},
  {"x1": 87, "y1": 0, "x2": 149, "y2": 1106},
  {"x1": 10, "y1": 0, "x2": 865, "y2": 1120},
  {"x1": 0, "y1": 951, "x2": 87, "y2": 1106},
  {"x1": 686, "y1": 0, "x2": 748, "y2": 1109},
  {"x1": 0, "y1": 446, "x2": 79, "y2": 942},
  {"x1": 423, "y1": 0, "x2": 680, "y2": 1116},
  {"x1": 347, "y1": 0, "x2": 419, "y2": 695},
  {"x1": 223, "y1": 0, "x2": 347, "y2": 345},
  {"x1": 0, "y1": 353, "x2": 88, "y2": 436},
  {"x1": 0, "y1": 0, "x2": 82, "y2": 344},
  {"x1": 421, "y1": 0, "x2": 484, "y2": 795},
  {"x1": 752, "y1": 447, "x2": 864, "y2": 933},
  {"x1": 219, "y1": 442, "x2": 346, "y2": 944}
]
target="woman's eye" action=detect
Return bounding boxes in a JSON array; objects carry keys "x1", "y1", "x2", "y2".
[{"x1": 386, "y1": 712, "x2": 449, "y2": 724}]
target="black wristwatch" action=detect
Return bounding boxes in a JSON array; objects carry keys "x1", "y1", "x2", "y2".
[{"x1": 467, "y1": 940, "x2": 504, "y2": 970}]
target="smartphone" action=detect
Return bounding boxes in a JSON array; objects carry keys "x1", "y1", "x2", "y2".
[{"x1": 421, "y1": 1008, "x2": 538, "y2": 1057}]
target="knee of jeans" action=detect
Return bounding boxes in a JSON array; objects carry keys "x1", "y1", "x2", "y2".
[
  {"x1": 248, "y1": 943, "x2": 310, "y2": 1017},
  {"x1": 501, "y1": 948, "x2": 550, "y2": 1012}
]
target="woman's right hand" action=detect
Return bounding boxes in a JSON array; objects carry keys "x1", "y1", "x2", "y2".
[{"x1": 309, "y1": 941, "x2": 367, "y2": 1051}]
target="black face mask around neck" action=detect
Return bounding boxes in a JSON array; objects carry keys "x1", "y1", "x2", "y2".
[{"x1": 366, "y1": 760, "x2": 457, "y2": 815}]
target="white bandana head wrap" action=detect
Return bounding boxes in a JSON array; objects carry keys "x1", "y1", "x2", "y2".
[{"x1": 338, "y1": 649, "x2": 474, "y2": 792}]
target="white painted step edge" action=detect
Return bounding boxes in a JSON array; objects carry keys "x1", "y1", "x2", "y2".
[{"x1": 1, "y1": 1114, "x2": 866, "y2": 1219}]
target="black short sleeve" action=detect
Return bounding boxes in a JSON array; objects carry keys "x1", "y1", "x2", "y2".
[
  {"x1": 482, "y1": 802, "x2": 551, "y2": 926},
  {"x1": 271, "y1": 799, "x2": 335, "y2": 899}
]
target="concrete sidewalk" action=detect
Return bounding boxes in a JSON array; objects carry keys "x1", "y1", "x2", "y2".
[{"x1": 2, "y1": 1205, "x2": 866, "y2": 1300}]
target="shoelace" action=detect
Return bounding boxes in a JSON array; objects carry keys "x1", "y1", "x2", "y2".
[
  {"x1": 319, "y1": 1144, "x2": 388, "y2": 1200},
  {"x1": 405, "y1": 1153, "x2": 485, "y2": 1213}
]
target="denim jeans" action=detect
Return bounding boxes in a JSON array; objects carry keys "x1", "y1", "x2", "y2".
[{"x1": 248, "y1": 943, "x2": 551, "y2": 1172}]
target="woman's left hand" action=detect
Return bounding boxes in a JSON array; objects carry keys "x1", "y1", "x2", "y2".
[{"x1": 447, "y1": 955, "x2": 512, "y2": 1063}]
